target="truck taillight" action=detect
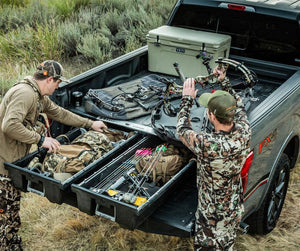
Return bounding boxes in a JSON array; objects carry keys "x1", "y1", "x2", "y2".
[
  {"x1": 241, "y1": 151, "x2": 254, "y2": 193},
  {"x1": 228, "y1": 4, "x2": 246, "y2": 11}
]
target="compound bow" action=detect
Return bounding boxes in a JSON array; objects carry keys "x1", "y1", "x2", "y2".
[
  {"x1": 194, "y1": 57, "x2": 258, "y2": 88},
  {"x1": 160, "y1": 57, "x2": 258, "y2": 117}
]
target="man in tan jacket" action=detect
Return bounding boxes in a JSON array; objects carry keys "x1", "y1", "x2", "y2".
[{"x1": 0, "y1": 60, "x2": 107, "y2": 250}]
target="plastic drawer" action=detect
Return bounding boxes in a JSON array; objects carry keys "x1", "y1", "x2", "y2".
[
  {"x1": 4, "y1": 128, "x2": 142, "y2": 206},
  {"x1": 71, "y1": 135, "x2": 195, "y2": 229}
]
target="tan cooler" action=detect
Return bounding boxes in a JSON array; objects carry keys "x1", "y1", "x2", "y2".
[{"x1": 147, "y1": 25, "x2": 231, "y2": 78}]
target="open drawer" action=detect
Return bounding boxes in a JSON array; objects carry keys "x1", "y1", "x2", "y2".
[
  {"x1": 4, "y1": 126, "x2": 142, "y2": 206},
  {"x1": 71, "y1": 135, "x2": 195, "y2": 229}
]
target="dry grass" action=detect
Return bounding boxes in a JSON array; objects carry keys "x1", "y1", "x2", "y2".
[{"x1": 19, "y1": 161, "x2": 300, "y2": 251}]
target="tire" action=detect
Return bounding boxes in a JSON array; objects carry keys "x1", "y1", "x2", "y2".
[{"x1": 246, "y1": 153, "x2": 290, "y2": 234}]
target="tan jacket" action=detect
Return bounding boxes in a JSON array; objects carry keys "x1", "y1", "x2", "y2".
[{"x1": 0, "y1": 76, "x2": 93, "y2": 176}]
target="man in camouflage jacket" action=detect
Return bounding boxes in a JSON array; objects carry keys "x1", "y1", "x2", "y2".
[
  {"x1": 0, "y1": 60, "x2": 107, "y2": 250},
  {"x1": 177, "y1": 66, "x2": 251, "y2": 251}
]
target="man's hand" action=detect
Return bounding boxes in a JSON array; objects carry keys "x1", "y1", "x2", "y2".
[
  {"x1": 213, "y1": 65, "x2": 226, "y2": 82},
  {"x1": 91, "y1": 120, "x2": 107, "y2": 132},
  {"x1": 182, "y1": 78, "x2": 198, "y2": 98},
  {"x1": 42, "y1": 137, "x2": 60, "y2": 153}
]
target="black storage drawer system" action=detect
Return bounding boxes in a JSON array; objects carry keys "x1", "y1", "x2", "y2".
[
  {"x1": 4, "y1": 127, "x2": 143, "y2": 207},
  {"x1": 5, "y1": 126, "x2": 196, "y2": 230},
  {"x1": 71, "y1": 135, "x2": 195, "y2": 230}
]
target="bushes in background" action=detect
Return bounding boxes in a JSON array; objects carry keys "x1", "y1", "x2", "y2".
[
  {"x1": 0, "y1": 0, "x2": 175, "y2": 66},
  {"x1": 0, "y1": 0, "x2": 175, "y2": 95}
]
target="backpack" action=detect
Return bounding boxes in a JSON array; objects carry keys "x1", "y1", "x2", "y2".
[
  {"x1": 135, "y1": 144, "x2": 191, "y2": 185},
  {"x1": 42, "y1": 130, "x2": 114, "y2": 174}
]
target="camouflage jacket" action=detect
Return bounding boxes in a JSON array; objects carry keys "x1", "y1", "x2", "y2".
[
  {"x1": 176, "y1": 86, "x2": 251, "y2": 235},
  {"x1": 0, "y1": 76, "x2": 94, "y2": 176}
]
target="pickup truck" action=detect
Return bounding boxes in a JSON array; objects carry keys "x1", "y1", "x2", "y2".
[{"x1": 5, "y1": 0, "x2": 300, "y2": 237}]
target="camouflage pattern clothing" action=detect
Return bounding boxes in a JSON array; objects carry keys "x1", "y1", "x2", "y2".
[
  {"x1": 0, "y1": 76, "x2": 95, "y2": 250},
  {"x1": 0, "y1": 175, "x2": 22, "y2": 251},
  {"x1": 177, "y1": 87, "x2": 251, "y2": 250}
]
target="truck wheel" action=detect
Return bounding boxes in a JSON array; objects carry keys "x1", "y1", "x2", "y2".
[{"x1": 247, "y1": 153, "x2": 290, "y2": 234}]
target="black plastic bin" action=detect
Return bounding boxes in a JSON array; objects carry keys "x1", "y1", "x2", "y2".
[
  {"x1": 71, "y1": 135, "x2": 195, "y2": 230},
  {"x1": 4, "y1": 127, "x2": 143, "y2": 206}
]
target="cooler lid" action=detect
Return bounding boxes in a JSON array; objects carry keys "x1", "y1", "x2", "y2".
[{"x1": 147, "y1": 25, "x2": 231, "y2": 48}]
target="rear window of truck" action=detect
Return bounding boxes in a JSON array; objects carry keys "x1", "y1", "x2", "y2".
[{"x1": 170, "y1": 5, "x2": 300, "y2": 66}]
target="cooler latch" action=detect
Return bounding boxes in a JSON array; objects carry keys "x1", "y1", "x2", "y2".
[{"x1": 155, "y1": 35, "x2": 160, "y2": 47}]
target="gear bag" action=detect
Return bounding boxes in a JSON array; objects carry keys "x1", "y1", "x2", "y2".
[
  {"x1": 135, "y1": 144, "x2": 191, "y2": 185},
  {"x1": 84, "y1": 74, "x2": 166, "y2": 120},
  {"x1": 42, "y1": 130, "x2": 114, "y2": 174}
]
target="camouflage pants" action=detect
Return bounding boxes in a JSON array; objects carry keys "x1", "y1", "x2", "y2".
[
  {"x1": 0, "y1": 175, "x2": 22, "y2": 251},
  {"x1": 193, "y1": 211, "x2": 241, "y2": 251}
]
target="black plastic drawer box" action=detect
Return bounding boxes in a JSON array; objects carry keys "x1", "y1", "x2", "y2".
[
  {"x1": 4, "y1": 128, "x2": 142, "y2": 206},
  {"x1": 71, "y1": 135, "x2": 195, "y2": 230}
]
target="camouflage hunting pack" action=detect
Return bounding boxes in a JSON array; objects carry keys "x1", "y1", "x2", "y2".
[
  {"x1": 42, "y1": 130, "x2": 116, "y2": 174},
  {"x1": 135, "y1": 144, "x2": 191, "y2": 185},
  {"x1": 84, "y1": 74, "x2": 167, "y2": 120}
]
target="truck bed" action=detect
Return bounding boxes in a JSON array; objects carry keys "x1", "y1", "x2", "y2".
[{"x1": 66, "y1": 56, "x2": 294, "y2": 141}]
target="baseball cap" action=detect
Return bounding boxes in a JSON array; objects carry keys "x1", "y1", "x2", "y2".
[
  {"x1": 37, "y1": 60, "x2": 70, "y2": 83},
  {"x1": 198, "y1": 90, "x2": 236, "y2": 119}
]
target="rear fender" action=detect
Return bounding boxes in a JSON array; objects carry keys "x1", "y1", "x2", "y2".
[{"x1": 254, "y1": 130, "x2": 297, "y2": 211}]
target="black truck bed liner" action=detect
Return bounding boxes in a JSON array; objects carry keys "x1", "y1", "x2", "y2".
[{"x1": 66, "y1": 64, "x2": 286, "y2": 144}]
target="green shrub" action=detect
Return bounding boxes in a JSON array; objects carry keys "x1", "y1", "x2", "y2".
[
  {"x1": 0, "y1": 62, "x2": 36, "y2": 97},
  {"x1": 57, "y1": 22, "x2": 82, "y2": 57},
  {"x1": 73, "y1": 0, "x2": 91, "y2": 11},
  {"x1": 48, "y1": 0, "x2": 76, "y2": 19},
  {"x1": 0, "y1": 7, "x2": 23, "y2": 33},
  {"x1": 0, "y1": 0, "x2": 29, "y2": 7},
  {"x1": 0, "y1": 0, "x2": 176, "y2": 90},
  {"x1": 90, "y1": 0, "x2": 127, "y2": 12},
  {"x1": 0, "y1": 22, "x2": 62, "y2": 65},
  {"x1": 31, "y1": 23, "x2": 63, "y2": 61},
  {"x1": 77, "y1": 33, "x2": 112, "y2": 64},
  {"x1": 49, "y1": 0, "x2": 91, "y2": 19},
  {"x1": 0, "y1": 1, "x2": 57, "y2": 33},
  {"x1": 23, "y1": 1, "x2": 56, "y2": 27}
]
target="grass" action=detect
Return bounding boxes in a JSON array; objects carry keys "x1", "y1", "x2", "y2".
[{"x1": 18, "y1": 161, "x2": 300, "y2": 250}]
